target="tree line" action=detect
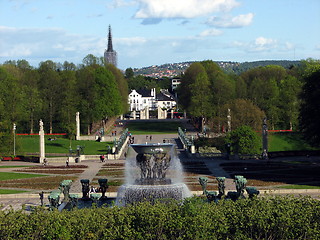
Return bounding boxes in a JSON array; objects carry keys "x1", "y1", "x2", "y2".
[
  {"x1": 0, "y1": 55, "x2": 128, "y2": 154},
  {"x1": 177, "y1": 59, "x2": 320, "y2": 143}
]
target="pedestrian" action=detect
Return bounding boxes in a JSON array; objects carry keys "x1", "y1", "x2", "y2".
[
  {"x1": 43, "y1": 158, "x2": 47, "y2": 166},
  {"x1": 146, "y1": 135, "x2": 148, "y2": 140},
  {"x1": 66, "y1": 158, "x2": 69, "y2": 167},
  {"x1": 150, "y1": 135, "x2": 152, "y2": 141},
  {"x1": 101, "y1": 154, "x2": 105, "y2": 162},
  {"x1": 115, "y1": 130, "x2": 117, "y2": 135},
  {"x1": 39, "y1": 191, "x2": 44, "y2": 206}
]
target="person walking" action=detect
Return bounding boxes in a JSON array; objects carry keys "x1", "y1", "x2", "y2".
[{"x1": 39, "y1": 191, "x2": 44, "y2": 206}]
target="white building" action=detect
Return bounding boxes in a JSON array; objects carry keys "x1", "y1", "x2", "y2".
[
  {"x1": 128, "y1": 88, "x2": 176, "y2": 112},
  {"x1": 157, "y1": 89, "x2": 176, "y2": 110},
  {"x1": 128, "y1": 88, "x2": 156, "y2": 111}
]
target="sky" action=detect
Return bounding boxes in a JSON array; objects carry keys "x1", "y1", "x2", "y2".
[{"x1": 0, "y1": 0, "x2": 319, "y2": 70}]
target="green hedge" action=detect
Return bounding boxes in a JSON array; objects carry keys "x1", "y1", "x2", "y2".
[{"x1": 0, "y1": 196, "x2": 319, "y2": 239}]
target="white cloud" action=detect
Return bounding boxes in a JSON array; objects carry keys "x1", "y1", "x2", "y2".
[
  {"x1": 253, "y1": 37, "x2": 277, "y2": 51},
  {"x1": 199, "y1": 29, "x2": 223, "y2": 37},
  {"x1": 230, "y1": 37, "x2": 278, "y2": 52},
  {"x1": 0, "y1": 25, "x2": 152, "y2": 68},
  {"x1": 0, "y1": 26, "x2": 103, "y2": 61},
  {"x1": 110, "y1": 0, "x2": 137, "y2": 8},
  {"x1": 134, "y1": 0, "x2": 240, "y2": 19},
  {"x1": 284, "y1": 42, "x2": 294, "y2": 50},
  {"x1": 206, "y1": 13, "x2": 254, "y2": 28},
  {"x1": 117, "y1": 37, "x2": 147, "y2": 46}
]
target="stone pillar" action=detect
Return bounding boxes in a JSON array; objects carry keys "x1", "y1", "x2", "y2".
[
  {"x1": 39, "y1": 119, "x2": 45, "y2": 163},
  {"x1": 76, "y1": 112, "x2": 80, "y2": 140},
  {"x1": 164, "y1": 109, "x2": 167, "y2": 119},
  {"x1": 146, "y1": 106, "x2": 149, "y2": 119},
  {"x1": 184, "y1": 110, "x2": 187, "y2": 119},
  {"x1": 133, "y1": 110, "x2": 136, "y2": 120},
  {"x1": 157, "y1": 106, "x2": 161, "y2": 119},
  {"x1": 140, "y1": 109, "x2": 145, "y2": 119},
  {"x1": 171, "y1": 109, "x2": 174, "y2": 119}
]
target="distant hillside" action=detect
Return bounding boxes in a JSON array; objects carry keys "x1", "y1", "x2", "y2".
[{"x1": 133, "y1": 60, "x2": 301, "y2": 77}]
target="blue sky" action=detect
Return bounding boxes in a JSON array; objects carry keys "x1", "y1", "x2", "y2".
[{"x1": 1, "y1": 0, "x2": 319, "y2": 70}]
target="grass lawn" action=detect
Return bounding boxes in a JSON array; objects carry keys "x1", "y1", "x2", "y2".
[
  {"x1": 126, "y1": 121, "x2": 182, "y2": 135},
  {"x1": 0, "y1": 172, "x2": 47, "y2": 181},
  {"x1": 268, "y1": 132, "x2": 317, "y2": 152},
  {"x1": 0, "y1": 189, "x2": 28, "y2": 194},
  {"x1": 277, "y1": 184, "x2": 320, "y2": 189},
  {"x1": 16, "y1": 136, "x2": 113, "y2": 155},
  {"x1": 0, "y1": 166, "x2": 30, "y2": 168}
]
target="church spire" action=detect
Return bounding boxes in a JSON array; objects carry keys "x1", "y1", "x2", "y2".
[
  {"x1": 107, "y1": 25, "x2": 113, "y2": 52},
  {"x1": 104, "y1": 25, "x2": 117, "y2": 67}
]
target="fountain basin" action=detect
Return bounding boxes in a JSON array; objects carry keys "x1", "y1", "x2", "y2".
[
  {"x1": 116, "y1": 183, "x2": 191, "y2": 206},
  {"x1": 130, "y1": 143, "x2": 174, "y2": 154}
]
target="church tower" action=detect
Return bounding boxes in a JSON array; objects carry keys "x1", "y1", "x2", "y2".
[{"x1": 104, "y1": 25, "x2": 117, "y2": 67}]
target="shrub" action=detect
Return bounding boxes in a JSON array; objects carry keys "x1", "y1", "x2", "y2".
[
  {"x1": 226, "y1": 125, "x2": 261, "y2": 155},
  {"x1": 0, "y1": 196, "x2": 319, "y2": 239},
  {"x1": 194, "y1": 137, "x2": 226, "y2": 151}
]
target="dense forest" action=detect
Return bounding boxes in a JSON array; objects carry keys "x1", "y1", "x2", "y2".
[
  {"x1": 0, "y1": 54, "x2": 128, "y2": 154},
  {"x1": 177, "y1": 59, "x2": 320, "y2": 136}
]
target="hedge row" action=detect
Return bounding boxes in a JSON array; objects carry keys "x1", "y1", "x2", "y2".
[{"x1": 0, "y1": 195, "x2": 319, "y2": 239}]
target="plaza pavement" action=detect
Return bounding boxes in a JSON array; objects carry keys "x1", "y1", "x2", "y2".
[{"x1": 1, "y1": 122, "x2": 320, "y2": 211}]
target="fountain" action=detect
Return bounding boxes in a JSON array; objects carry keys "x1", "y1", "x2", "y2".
[{"x1": 116, "y1": 143, "x2": 191, "y2": 206}]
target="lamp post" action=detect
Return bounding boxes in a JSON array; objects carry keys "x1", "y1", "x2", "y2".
[{"x1": 13, "y1": 123, "x2": 16, "y2": 156}]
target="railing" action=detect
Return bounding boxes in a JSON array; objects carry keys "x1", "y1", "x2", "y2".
[
  {"x1": 113, "y1": 128, "x2": 129, "y2": 154},
  {"x1": 178, "y1": 127, "x2": 193, "y2": 149}
]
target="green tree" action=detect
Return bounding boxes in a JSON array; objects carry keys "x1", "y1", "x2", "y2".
[
  {"x1": 93, "y1": 67, "x2": 122, "y2": 119},
  {"x1": 242, "y1": 65, "x2": 287, "y2": 129},
  {"x1": 76, "y1": 66, "x2": 97, "y2": 134},
  {"x1": 278, "y1": 75, "x2": 301, "y2": 130},
  {"x1": 0, "y1": 65, "x2": 25, "y2": 125},
  {"x1": 58, "y1": 70, "x2": 78, "y2": 137},
  {"x1": 128, "y1": 75, "x2": 157, "y2": 91},
  {"x1": 189, "y1": 72, "x2": 212, "y2": 131},
  {"x1": 20, "y1": 69, "x2": 42, "y2": 134},
  {"x1": 125, "y1": 67, "x2": 134, "y2": 79},
  {"x1": 235, "y1": 76, "x2": 247, "y2": 99},
  {"x1": 38, "y1": 61, "x2": 61, "y2": 133},
  {"x1": 226, "y1": 125, "x2": 261, "y2": 155},
  {"x1": 177, "y1": 62, "x2": 206, "y2": 111},
  {"x1": 299, "y1": 69, "x2": 320, "y2": 146},
  {"x1": 222, "y1": 99, "x2": 265, "y2": 131},
  {"x1": 106, "y1": 64, "x2": 129, "y2": 114}
]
